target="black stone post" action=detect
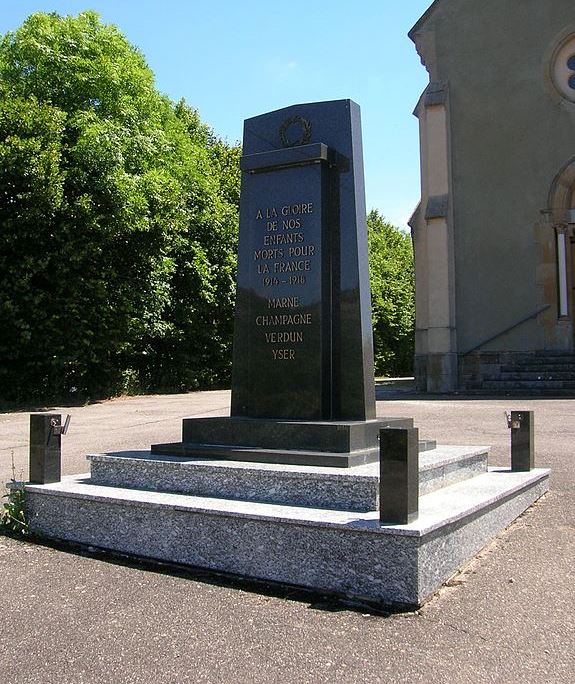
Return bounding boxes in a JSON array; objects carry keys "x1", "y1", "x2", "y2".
[
  {"x1": 29, "y1": 414, "x2": 62, "y2": 484},
  {"x1": 379, "y1": 427, "x2": 419, "y2": 525},
  {"x1": 510, "y1": 410, "x2": 534, "y2": 472}
]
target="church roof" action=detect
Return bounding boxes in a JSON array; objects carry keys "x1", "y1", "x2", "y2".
[{"x1": 408, "y1": 0, "x2": 443, "y2": 41}]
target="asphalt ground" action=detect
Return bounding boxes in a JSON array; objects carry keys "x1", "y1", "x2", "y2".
[{"x1": 0, "y1": 386, "x2": 574, "y2": 683}]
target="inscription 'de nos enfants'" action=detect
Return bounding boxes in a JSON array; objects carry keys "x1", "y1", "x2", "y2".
[{"x1": 253, "y1": 201, "x2": 317, "y2": 361}]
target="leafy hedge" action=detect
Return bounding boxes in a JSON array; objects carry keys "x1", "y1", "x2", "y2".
[{"x1": 0, "y1": 12, "x2": 240, "y2": 404}]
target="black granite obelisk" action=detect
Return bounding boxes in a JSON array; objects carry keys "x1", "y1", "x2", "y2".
[
  {"x1": 231, "y1": 100, "x2": 375, "y2": 422},
  {"x1": 152, "y1": 100, "x2": 409, "y2": 467}
]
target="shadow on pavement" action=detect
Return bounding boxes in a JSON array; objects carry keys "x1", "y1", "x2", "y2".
[{"x1": 12, "y1": 532, "x2": 411, "y2": 618}]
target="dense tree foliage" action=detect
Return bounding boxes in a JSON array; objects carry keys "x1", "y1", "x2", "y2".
[
  {"x1": 0, "y1": 12, "x2": 240, "y2": 403},
  {"x1": 367, "y1": 210, "x2": 415, "y2": 377}
]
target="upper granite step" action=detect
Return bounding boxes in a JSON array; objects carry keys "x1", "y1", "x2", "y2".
[
  {"x1": 153, "y1": 416, "x2": 417, "y2": 468},
  {"x1": 87, "y1": 445, "x2": 489, "y2": 513}
]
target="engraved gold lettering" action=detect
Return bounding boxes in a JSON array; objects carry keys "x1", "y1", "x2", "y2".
[
  {"x1": 288, "y1": 245, "x2": 315, "y2": 257},
  {"x1": 273, "y1": 260, "x2": 311, "y2": 273},
  {"x1": 268, "y1": 297, "x2": 300, "y2": 308},
  {"x1": 265, "y1": 332, "x2": 304, "y2": 343},
  {"x1": 282, "y1": 218, "x2": 300, "y2": 230},
  {"x1": 254, "y1": 248, "x2": 283, "y2": 260},
  {"x1": 281, "y1": 203, "x2": 314, "y2": 216},
  {"x1": 263, "y1": 232, "x2": 305, "y2": 245},
  {"x1": 256, "y1": 209, "x2": 263, "y2": 220},
  {"x1": 272, "y1": 349, "x2": 296, "y2": 360},
  {"x1": 255, "y1": 314, "x2": 312, "y2": 326}
]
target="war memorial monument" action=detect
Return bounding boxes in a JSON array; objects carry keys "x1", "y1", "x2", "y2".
[{"x1": 22, "y1": 100, "x2": 549, "y2": 608}]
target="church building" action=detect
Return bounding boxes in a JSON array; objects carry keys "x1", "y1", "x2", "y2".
[{"x1": 409, "y1": 0, "x2": 575, "y2": 393}]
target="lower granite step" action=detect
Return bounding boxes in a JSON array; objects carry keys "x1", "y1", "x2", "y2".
[
  {"x1": 87, "y1": 445, "x2": 489, "y2": 513},
  {"x1": 23, "y1": 467, "x2": 550, "y2": 608}
]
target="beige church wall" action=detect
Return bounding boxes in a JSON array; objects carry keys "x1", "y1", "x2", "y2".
[
  {"x1": 426, "y1": 218, "x2": 451, "y2": 345},
  {"x1": 413, "y1": 222, "x2": 429, "y2": 338},
  {"x1": 411, "y1": 80, "x2": 458, "y2": 390},
  {"x1": 419, "y1": 0, "x2": 575, "y2": 357},
  {"x1": 425, "y1": 107, "x2": 449, "y2": 197}
]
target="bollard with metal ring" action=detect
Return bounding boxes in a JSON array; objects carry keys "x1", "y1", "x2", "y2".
[
  {"x1": 504, "y1": 410, "x2": 534, "y2": 472},
  {"x1": 29, "y1": 413, "x2": 71, "y2": 484}
]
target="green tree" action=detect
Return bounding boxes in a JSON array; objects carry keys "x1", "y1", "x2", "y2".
[
  {"x1": 0, "y1": 12, "x2": 240, "y2": 403},
  {"x1": 367, "y1": 209, "x2": 415, "y2": 377},
  {"x1": 143, "y1": 101, "x2": 241, "y2": 392}
]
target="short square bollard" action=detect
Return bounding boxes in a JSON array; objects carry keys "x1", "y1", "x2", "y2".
[
  {"x1": 510, "y1": 410, "x2": 534, "y2": 472},
  {"x1": 29, "y1": 414, "x2": 62, "y2": 484},
  {"x1": 379, "y1": 427, "x2": 419, "y2": 525}
]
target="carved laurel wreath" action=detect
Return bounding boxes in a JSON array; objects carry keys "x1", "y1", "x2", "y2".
[{"x1": 279, "y1": 114, "x2": 312, "y2": 148}]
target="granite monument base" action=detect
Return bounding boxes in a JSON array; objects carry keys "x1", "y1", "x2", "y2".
[{"x1": 22, "y1": 445, "x2": 549, "y2": 608}]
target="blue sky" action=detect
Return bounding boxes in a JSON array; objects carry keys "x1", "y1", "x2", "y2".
[{"x1": 0, "y1": 1, "x2": 433, "y2": 229}]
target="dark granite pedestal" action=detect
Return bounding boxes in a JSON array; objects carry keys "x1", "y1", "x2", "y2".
[{"x1": 152, "y1": 416, "x2": 414, "y2": 467}]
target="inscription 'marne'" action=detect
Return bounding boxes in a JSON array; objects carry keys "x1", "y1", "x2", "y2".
[{"x1": 268, "y1": 297, "x2": 300, "y2": 308}]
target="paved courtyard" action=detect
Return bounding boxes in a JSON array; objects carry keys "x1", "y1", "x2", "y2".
[{"x1": 0, "y1": 388, "x2": 573, "y2": 683}]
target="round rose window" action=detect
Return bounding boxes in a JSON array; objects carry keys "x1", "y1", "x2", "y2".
[{"x1": 552, "y1": 36, "x2": 575, "y2": 102}]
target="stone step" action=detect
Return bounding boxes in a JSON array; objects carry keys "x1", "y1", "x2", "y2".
[
  {"x1": 23, "y1": 467, "x2": 550, "y2": 608},
  {"x1": 483, "y1": 380, "x2": 575, "y2": 390},
  {"x1": 87, "y1": 445, "x2": 488, "y2": 513},
  {"x1": 152, "y1": 416, "x2": 416, "y2": 468},
  {"x1": 462, "y1": 388, "x2": 575, "y2": 396},
  {"x1": 419, "y1": 439, "x2": 437, "y2": 452},
  {"x1": 495, "y1": 370, "x2": 575, "y2": 379},
  {"x1": 473, "y1": 351, "x2": 575, "y2": 394},
  {"x1": 500, "y1": 364, "x2": 575, "y2": 373},
  {"x1": 515, "y1": 352, "x2": 575, "y2": 361}
]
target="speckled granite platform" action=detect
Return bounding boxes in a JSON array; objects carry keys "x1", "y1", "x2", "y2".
[
  {"x1": 88, "y1": 445, "x2": 489, "y2": 512},
  {"x1": 23, "y1": 450, "x2": 549, "y2": 607}
]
